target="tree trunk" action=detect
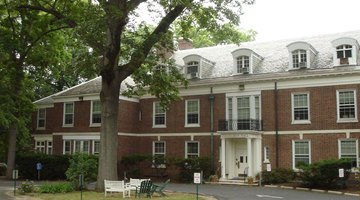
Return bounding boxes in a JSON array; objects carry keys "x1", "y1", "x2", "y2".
[
  {"x1": 95, "y1": 74, "x2": 122, "y2": 191},
  {"x1": 5, "y1": 127, "x2": 17, "y2": 179}
]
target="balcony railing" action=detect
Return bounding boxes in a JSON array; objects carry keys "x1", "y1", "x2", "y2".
[{"x1": 218, "y1": 119, "x2": 262, "y2": 131}]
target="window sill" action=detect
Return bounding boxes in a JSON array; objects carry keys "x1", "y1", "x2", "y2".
[
  {"x1": 152, "y1": 125, "x2": 166, "y2": 128},
  {"x1": 291, "y1": 120, "x2": 311, "y2": 125},
  {"x1": 36, "y1": 127, "x2": 46, "y2": 130},
  {"x1": 62, "y1": 125, "x2": 74, "y2": 128},
  {"x1": 185, "y1": 124, "x2": 200, "y2": 128},
  {"x1": 337, "y1": 119, "x2": 358, "y2": 123},
  {"x1": 90, "y1": 124, "x2": 101, "y2": 127}
]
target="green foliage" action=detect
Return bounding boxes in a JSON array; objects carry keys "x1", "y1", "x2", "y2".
[
  {"x1": 261, "y1": 168, "x2": 296, "y2": 185},
  {"x1": 298, "y1": 159, "x2": 352, "y2": 189},
  {"x1": 65, "y1": 153, "x2": 98, "y2": 189},
  {"x1": 120, "y1": 154, "x2": 152, "y2": 178},
  {"x1": 16, "y1": 153, "x2": 71, "y2": 180},
  {"x1": 18, "y1": 180, "x2": 35, "y2": 194},
  {"x1": 176, "y1": 157, "x2": 211, "y2": 183},
  {"x1": 38, "y1": 182, "x2": 74, "y2": 193}
]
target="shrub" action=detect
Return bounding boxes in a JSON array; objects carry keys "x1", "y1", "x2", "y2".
[
  {"x1": 65, "y1": 153, "x2": 98, "y2": 189},
  {"x1": 38, "y1": 182, "x2": 74, "y2": 193},
  {"x1": 298, "y1": 159, "x2": 352, "y2": 189},
  {"x1": 16, "y1": 153, "x2": 71, "y2": 180},
  {"x1": 261, "y1": 168, "x2": 295, "y2": 185},
  {"x1": 120, "y1": 154, "x2": 152, "y2": 178},
  {"x1": 176, "y1": 157, "x2": 211, "y2": 183},
  {"x1": 18, "y1": 180, "x2": 35, "y2": 193}
]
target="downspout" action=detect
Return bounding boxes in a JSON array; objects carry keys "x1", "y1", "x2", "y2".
[
  {"x1": 209, "y1": 87, "x2": 215, "y2": 173},
  {"x1": 275, "y1": 81, "x2": 279, "y2": 168}
]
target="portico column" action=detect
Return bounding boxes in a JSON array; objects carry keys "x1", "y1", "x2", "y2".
[
  {"x1": 247, "y1": 138, "x2": 253, "y2": 177},
  {"x1": 221, "y1": 137, "x2": 226, "y2": 179},
  {"x1": 255, "y1": 138, "x2": 262, "y2": 175}
]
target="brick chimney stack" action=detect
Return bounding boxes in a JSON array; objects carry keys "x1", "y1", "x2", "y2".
[{"x1": 178, "y1": 38, "x2": 193, "y2": 50}]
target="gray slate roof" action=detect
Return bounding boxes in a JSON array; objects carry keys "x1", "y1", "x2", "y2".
[{"x1": 172, "y1": 30, "x2": 360, "y2": 78}]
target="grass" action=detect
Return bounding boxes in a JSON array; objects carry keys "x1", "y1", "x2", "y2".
[{"x1": 22, "y1": 191, "x2": 207, "y2": 200}]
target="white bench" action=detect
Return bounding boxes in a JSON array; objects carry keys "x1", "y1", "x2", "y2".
[
  {"x1": 129, "y1": 178, "x2": 150, "y2": 190},
  {"x1": 104, "y1": 180, "x2": 130, "y2": 198}
]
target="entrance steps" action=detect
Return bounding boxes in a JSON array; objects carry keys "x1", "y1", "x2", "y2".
[{"x1": 209, "y1": 179, "x2": 258, "y2": 186}]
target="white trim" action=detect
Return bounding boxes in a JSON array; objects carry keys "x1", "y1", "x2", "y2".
[
  {"x1": 73, "y1": 140, "x2": 90, "y2": 154},
  {"x1": 291, "y1": 92, "x2": 311, "y2": 124},
  {"x1": 153, "y1": 141, "x2": 166, "y2": 156},
  {"x1": 338, "y1": 139, "x2": 359, "y2": 168},
  {"x1": 153, "y1": 102, "x2": 166, "y2": 128},
  {"x1": 63, "y1": 140, "x2": 71, "y2": 155},
  {"x1": 336, "y1": 89, "x2": 358, "y2": 123},
  {"x1": 46, "y1": 141, "x2": 53, "y2": 155},
  {"x1": 36, "y1": 108, "x2": 46, "y2": 130},
  {"x1": 63, "y1": 135, "x2": 100, "y2": 140},
  {"x1": 263, "y1": 129, "x2": 360, "y2": 135},
  {"x1": 185, "y1": 99, "x2": 200, "y2": 127},
  {"x1": 32, "y1": 134, "x2": 53, "y2": 140},
  {"x1": 92, "y1": 140, "x2": 100, "y2": 155},
  {"x1": 63, "y1": 102, "x2": 74, "y2": 127},
  {"x1": 185, "y1": 141, "x2": 200, "y2": 158},
  {"x1": 90, "y1": 100, "x2": 101, "y2": 127},
  {"x1": 292, "y1": 140, "x2": 311, "y2": 170}
]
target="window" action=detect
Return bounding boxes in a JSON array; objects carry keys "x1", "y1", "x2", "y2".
[
  {"x1": 339, "y1": 139, "x2": 358, "y2": 168},
  {"x1": 186, "y1": 61, "x2": 199, "y2": 78},
  {"x1": 153, "y1": 141, "x2": 166, "y2": 167},
  {"x1": 63, "y1": 140, "x2": 71, "y2": 155},
  {"x1": 93, "y1": 140, "x2": 100, "y2": 155},
  {"x1": 63, "y1": 102, "x2": 74, "y2": 126},
  {"x1": 74, "y1": 140, "x2": 90, "y2": 154},
  {"x1": 292, "y1": 50, "x2": 307, "y2": 68},
  {"x1": 337, "y1": 90, "x2": 357, "y2": 122},
  {"x1": 264, "y1": 146, "x2": 270, "y2": 162},
  {"x1": 237, "y1": 56, "x2": 249, "y2": 73},
  {"x1": 337, "y1": 45, "x2": 352, "y2": 59},
  {"x1": 91, "y1": 100, "x2": 101, "y2": 125},
  {"x1": 153, "y1": 102, "x2": 166, "y2": 127},
  {"x1": 35, "y1": 141, "x2": 46, "y2": 153},
  {"x1": 292, "y1": 93, "x2": 310, "y2": 123},
  {"x1": 47, "y1": 141, "x2": 53, "y2": 155},
  {"x1": 293, "y1": 140, "x2": 311, "y2": 169},
  {"x1": 186, "y1": 141, "x2": 199, "y2": 158},
  {"x1": 37, "y1": 109, "x2": 46, "y2": 129},
  {"x1": 185, "y1": 99, "x2": 200, "y2": 127}
]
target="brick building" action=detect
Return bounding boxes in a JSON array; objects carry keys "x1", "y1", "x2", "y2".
[{"x1": 32, "y1": 30, "x2": 360, "y2": 181}]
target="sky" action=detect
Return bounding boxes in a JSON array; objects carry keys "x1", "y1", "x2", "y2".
[{"x1": 240, "y1": 0, "x2": 360, "y2": 42}]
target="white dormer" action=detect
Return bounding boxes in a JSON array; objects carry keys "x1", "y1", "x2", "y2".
[
  {"x1": 331, "y1": 37, "x2": 359, "y2": 66},
  {"x1": 183, "y1": 54, "x2": 215, "y2": 79},
  {"x1": 287, "y1": 42, "x2": 318, "y2": 70},
  {"x1": 231, "y1": 48, "x2": 263, "y2": 75}
]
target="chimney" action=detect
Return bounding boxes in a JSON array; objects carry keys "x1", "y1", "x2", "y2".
[{"x1": 178, "y1": 38, "x2": 193, "y2": 50}]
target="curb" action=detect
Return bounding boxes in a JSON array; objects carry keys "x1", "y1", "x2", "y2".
[{"x1": 264, "y1": 185, "x2": 360, "y2": 197}]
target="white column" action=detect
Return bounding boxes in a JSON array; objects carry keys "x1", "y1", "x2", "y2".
[
  {"x1": 255, "y1": 138, "x2": 262, "y2": 175},
  {"x1": 221, "y1": 137, "x2": 226, "y2": 179},
  {"x1": 247, "y1": 138, "x2": 253, "y2": 177}
]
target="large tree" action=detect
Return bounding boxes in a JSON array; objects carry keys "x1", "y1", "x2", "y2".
[{"x1": 16, "y1": 0, "x2": 254, "y2": 190}]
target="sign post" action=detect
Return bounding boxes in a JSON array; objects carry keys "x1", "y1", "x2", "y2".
[
  {"x1": 12, "y1": 169, "x2": 18, "y2": 196},
  {"x1": 79, "y1": 174, "x2": 84, "y2": 200},
  {"x1": 339, "y1": 168, "x2": 344, "y2": 178},
  {"x1": 36, "y1": 162, "x2": 42, "y2": 180},
  {"x1": 194, "y1": 172, "x2": 201, "y2": 200}
]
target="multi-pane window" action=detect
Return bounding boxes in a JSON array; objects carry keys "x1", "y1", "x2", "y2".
[
  {"x1": 237, "y1": 97, "x2": 250, "y2": 120},
  {"x1": 186, "y1": 141, "x2": 199, "y2": 158},
  {"x1": 74, "y1": 140, "x2": 90, "y2": 154},
  {"x1": 35, "y1": 141, "x2": 46, "y2": 153},
  {"x1": 339, "y1": 140, "x2": 358, "y2": 168},
  {"x1": 186, "y1": 99, "x2": 200, "y2": 126},
  {"x1": 153, "y1": 141, "x2": 166, "y2": 166},
  {"x1": 93, "y1": 140, "x2": 100, "y2": 155},
  {"x1": 264, "y1": 146, "x2": 270, "y2": 162},
  {"x1": 292, "y1": 93, "x2": 310, "y2": 122},
  {"x1": 47, "y1": 141, "x2": 53, "y2": 155},
  {"x1": 237, "y1": 56, "x2": 249, "y2": 73},
  {"x1": 37, "y1": 109, "x2": 46, "y2": 129},
  {"x1": 153, "y1": 102, "x2": 166, "y2": 127},
  {"x1": 63, "y1": 102, "x2": 74, "y2": 126},
  {"x1": 292, "y1": 50, "x2": 307, "y2": 68},
  {"x1": 91, "y1": 100, "x2": 101, "y2": 125},
  {"x1": 337, "y1": 45, "x2": 352, "y2": 59},
  {"x1": 63, "y1": 140, "x2": 71, "y2": 155},
  {"x1": 337, "y1": 90, "x2": 357, "y2": 120},
  {"x1": 293, "y1": 140, "x2": 310, "y2": 168},
  {"x1": 186, "y1": 61, "x2": 199, "y2": 78}
]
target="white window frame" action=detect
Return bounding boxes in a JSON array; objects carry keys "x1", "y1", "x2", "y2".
[
  {"x1": 336, "y1": 89, "x2": 358, "y2": 123},
  {"x1": 93, "y1": 140, "x2": 100, "y2": 155},
  {"x1": 63, "y1": 140, "x2": 71, "y2": 155},
  {"x1": 35, "y1": 141, "x2": 46, "y2": 153},
  {"x1": 292, "y1": 140, "x2": 311, "y2": 170},
  {"x1": 291, "y1": 92, "x2": 311, "y2": 124},
  {"x1": 236, "y1": 56, "x2": 250, "y2": 73},
  {"x1": 74, "y1": 140, "x2": 90, "y2": 154},
  {"x1": 264, "y1": 146, "x2": 270, "y2": 163},
  {"x1": 185, "y1": 99, "x2": 200, "y2": 127},
  {"x1": 153, "y1": 141, "x2": 166, "y2": 168},
  {"x1": 292, "y1": 49, "x2": 307, "y2": 69},
  {"x1": 338, "y1": 139, "x2": 359, "y2": 169},
  {"x1": 63, "y1": 102, "x2": 74, "y2": 127},
  {"x1": 37, "y1": 108, "x2": 46, "y2": 130},
  {"x1": 90, "y1": 100, "x2": 101, "y2": 127},
  {"x1": 185, "y1": 141, "x2": 200, "y2": 158},
  {"x1": 153, "y1": 102, "x2": 166, "y2": 128},
  {"x1": 186, "y1": 61, "x2": 199, "y2": 79},
  {"x1": 46, "y1": 141, "x2": 53, "y2": 155}
]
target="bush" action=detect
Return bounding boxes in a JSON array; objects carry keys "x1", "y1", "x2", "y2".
[
  {"x1": 176, "y1": 157, "x2": 211, "y2": 183},
  {"x1": 38, "y1": 182, "x2": 74, "y2": 193},
  {"x1": 65, "y1": 153, "x2": 98, "y2": 189},
  {"x1": 261, "y1": 168, "x2": 295, "y2": 185},
  {"x1": 120, "y1": 154, "x2": 152, "y2": 178},
  {"x1": 18, "y1": 180, "x2": 35, "y2": 194},
  {"x1": 16, "y1": 153, "x2": 71, "y2": 180},
  {"x1": 298, "y1": 159, "x2": 352, "y2": 189}
]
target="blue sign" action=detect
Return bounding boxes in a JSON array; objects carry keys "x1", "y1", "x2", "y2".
[{"x1": 36, "y1": 162, "x2": 42, "y2": 171}]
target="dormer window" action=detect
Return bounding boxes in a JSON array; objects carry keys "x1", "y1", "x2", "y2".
[
  {"x1": 332, "y1": 37, "x2": 359, "y2": 66},
  {"x1": 186, "y1": 61, "x2": 199, "y2": 78},
  {"x1": 287, "y1": 41, "x2": 317, "y2": 70},
  {"x1": 237, "y1": 56, "x2": 250, "y2": 74},
  {"x1": 292, "y1": 50, "x2": 307, "y2": 69}
]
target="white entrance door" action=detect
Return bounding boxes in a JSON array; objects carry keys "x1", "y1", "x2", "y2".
[{"x1": 235, "y1": 140, "x2": 248, "y2": 176}]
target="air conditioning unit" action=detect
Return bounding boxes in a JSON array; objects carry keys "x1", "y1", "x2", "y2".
[
  {"x1": 241, "y1": 67, "x2": 249, "y2": 74},
  {"x1": 299, "y1": 62, "x2": 307, "y2": 69},
  {"x1": 187, "y1": 72, "x2": 199, "y2": 79},
  {"x1": 340, "y1": 57, "x2": 349, "y2": 65}
]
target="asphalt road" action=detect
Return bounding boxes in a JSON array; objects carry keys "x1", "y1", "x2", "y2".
[
  {"x1": 0, "y1": 180, "x2": 15, "y2": 200},
  {"x1": 165, "y1": 183, "x2": 359, "y2": 200}
]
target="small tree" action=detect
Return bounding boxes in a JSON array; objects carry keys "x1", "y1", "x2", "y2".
[{"x1": 65, "y1": 153, "x2": 98, "y2": 189}]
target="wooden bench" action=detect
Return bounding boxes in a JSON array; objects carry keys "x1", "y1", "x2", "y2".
[
  {"x1": 153, "y1": 179, "x2": 170, "y2": 196},
  {"x1": 129, "y1": 178, "x2": 150, "y2": 190},
  {"x1": 104, "y1": 180, "x2": 130, "y2": 198}
]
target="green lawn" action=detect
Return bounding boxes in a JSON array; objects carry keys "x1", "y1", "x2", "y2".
[{"x1": 22, "y1": 191, "x2": 206, "y2": 200}]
